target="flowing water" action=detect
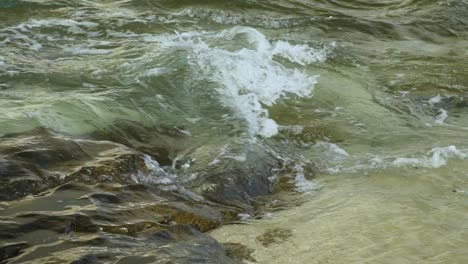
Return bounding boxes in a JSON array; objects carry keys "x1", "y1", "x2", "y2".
[{"x1": 1, "y1": 0, "x2": 468, "y2": 263}]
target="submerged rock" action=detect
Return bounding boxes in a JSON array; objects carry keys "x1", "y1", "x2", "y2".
[
  {"x1": 6, "y1": 225, "x2": 240, "y2": 264},
  {"x1": 0, "y1": 182, "x2": 243, "y2": 263},
  {"x1": 0, "y1": 242, "x2": 28, "y2": 263},
  {"x1": 223, "y1": 242, "x2": 257, "y2": 263},
  {"x1": 0, "y1": 124, "x2": 293, "y2": 263},
  {"x1": 256, "y1": 228, "x2": 293, "y2": 247},
  {"x1": 0, "y1": 128, "x2": 145, "y2": 200}
]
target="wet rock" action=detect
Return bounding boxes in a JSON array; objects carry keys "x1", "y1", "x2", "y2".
[
  {"x1": 9, "y1": 225, "x2": 240, "y2": 264},
  {"x1": 169, "y1": 209, "x2": 218, "y2": 232},
  {"x1": 0, "y1": 127, "x2": 294, "y2": 263},
  {"x1": 0, "y1": 128, "x2": 148, "y2": 201},
  {"x1": 145, "y1": 225, "x2": 241, "y2": 264},
  {"x1": 0, "y1": 124, "x2": 290, "y2": 214},
  {"x1": 67, "y1": 152, "x2": 143, "y2": 184},
  {"x1": 188, "y1": 142, "x2": 283, "y2": 211},
  {"x1": 0, "y1": 242, "x2": 29, "y2": 263}
]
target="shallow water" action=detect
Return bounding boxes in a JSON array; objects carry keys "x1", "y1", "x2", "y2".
[
  {"x1": 211, "y1": 162, "x2": 468, "y2": 263},
  {"x1": 1, "y1": 0, "x2": 468, "y2": 263}
]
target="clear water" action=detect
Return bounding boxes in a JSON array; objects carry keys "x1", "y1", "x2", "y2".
[
  {"x1": 211, "y1": 162, "x2": 468, "y2": 263},
  {"x1": 1, "y1": 0, "x2": 468, "y2": 263}
]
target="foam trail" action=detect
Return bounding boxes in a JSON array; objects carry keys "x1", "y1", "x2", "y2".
[
  {"x1": 133, "y1": 155, "x2": 204, "y2": 201},
  {"x1": 318, "y1": 144, "x2": 468, "y2": 174},
  {"x1": 188, "y1": 27, "x2": 325, "y2": 137},
  {"x1": 149, "y1": 27, "x2": 327, "y2": 137},
  {"x1": 393, "y1": 146, "x2": 468, "y2": 168},
  {"x1": 435, "y1": 109, "x2": 448, "y2": 124},
  {"x1": 428, "y1": 94, "x2": 441, "y2": 105},
  {"x1": 293, "y1": 164, "x2": 318, "y2": 193},
  {"x1": 313, "y1": 141, "x2": 350, "y2": 158},
  {"x1": 271, "y1": 40, "x2": 329, "y2": 65}
]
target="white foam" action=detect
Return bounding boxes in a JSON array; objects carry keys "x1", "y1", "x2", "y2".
[
  {"x1": 237, "y1": 213, "x2": 252, "y2": 221},
  {"x1": 30, "y1": 41, "x2": 42, "y2": 51},
  {"x1": 393, "y1": 146, "x2": 468, "y2": 168},
  {"x1": 24, "y1": 19, "x2": 99, "y2": 30},
  {"x1": 293, "y1": 165, "x2": 318, "y2": 193},
  {"x1": 208, "y1": 159, "x2": 221, "y2": 166},
  {"x1": 189, "y1": 27, "x2": 323, "y2": 137},
  {"x1": 319, "y1": 144, "x2": 468, "y2": 175},
  {"x1": 63, "y1": 46, "x2": 112, "y2": 55},
  {"x1": 178, "y1": 129, "x2": 192, "y2": 136},
  {"x1": 134, "y1": 155, "x2": 177, "y2": 185},
  {"x1": 392, "y1": 157, "x2": 423, "y2": 167},
  {"x1": 398, "y1": 91, "x2": 410, "y2": 97},
  {"x1": 135, "y1": 155, "x2": 202, "y2": 202},
  {"x1": 186, "y1": 117, "x2": 201, "y2": 123},
  {"x1": 106, "y1": 30, "x2": 139, "y2": 38},
  {"x1": 173, "y1": 8, "x2": 312, "y2": 29},
  {"x1": 14, "y1": 19, "x2": 99, "y2": 38},
  {"x1": 0, "y1": 61, "x2": 5, "y2": 67},
  {"x1": 435, "y1": 109, "x2": 448, "y2": 124},
  {"x1": 311, "y1": 141, "x2": 350, "y2": 173},
  {"x1": 313, "y1": 141, "x2": 350, "y2": 157},
  {"x1": 145, "y1": 27, "x2": 326, "y2": 137},
  {"x1": 428, "y1": 94, "x2": 442, "y2": 105},
  {"x1": 271, "y1": 40, "x2": 328, "y2": 65},
  {"x1": 142, "y1": 35, "x2": 160, "y2": 42},
  {"x1": 282, "y1": 125, "x2": 304, "y2": 135},
  {"x1": 144, "y1": 67, "x2": 170, "y2": 77}
]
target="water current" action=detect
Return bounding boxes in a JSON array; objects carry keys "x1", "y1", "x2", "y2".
[{"x1": 1, "y1": 0, "x2": 468, "y2": 263}]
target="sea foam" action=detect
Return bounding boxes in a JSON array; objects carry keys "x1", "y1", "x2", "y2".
[
  {"x1": 393, "y1": 145, "x2": 468, "y2": 168},
  {"x1": 170, "y1": 27, "x2": 327, "y2": 137}
]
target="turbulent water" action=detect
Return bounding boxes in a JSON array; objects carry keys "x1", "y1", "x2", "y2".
[{"x1": 1, "y1": 0, "x2": 468, "y2": 263}]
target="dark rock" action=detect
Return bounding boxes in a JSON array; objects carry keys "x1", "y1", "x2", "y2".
[{"x1": 0, "y1": 242, "x2": 29, "y2": 263}]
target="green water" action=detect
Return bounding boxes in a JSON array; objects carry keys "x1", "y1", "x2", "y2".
[{"x1": 1, "y1": 0, "x2": 468, "y2": 263}]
